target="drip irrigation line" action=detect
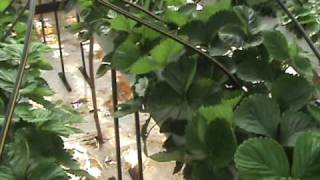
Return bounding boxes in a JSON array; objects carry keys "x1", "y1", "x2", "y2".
[
  {"x1": 0, "y1": 0, "x2": 36, "y2": 158},
  {"x1": 275, "y1": 0, "x2": 320, "y2": 64},
  {"x1": 1, "y1": 1, "x2": 29, "y2": 41},
  {"x1": 97, "y1": 0, "x2": 243, "y2": 90}
]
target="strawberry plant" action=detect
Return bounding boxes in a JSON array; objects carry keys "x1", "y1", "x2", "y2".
[
  {"x1": 68, "y1": 0, "x2": 320, "y2": 179},
  {"x1": 0, "y1": 1, "x2": 93, "y2": 179}
]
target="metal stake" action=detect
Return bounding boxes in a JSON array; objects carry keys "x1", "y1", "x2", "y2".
[
  {"x1": 52, "y1": 0, "x2": 72, "y2": 91},
  {"x1": 134, "y1": 111, "x2": 144, "y2": 180},
  {"x1": 38, "y1": 0, "x2": 47, "y2": 43},
  {"x1": 76, "y1": 9, "x2": 90, "y2": 85},
  {"x1": 111, "y1": 69, "x2": 123, "y2": 180},
  {"x1": 0, "y1": 0, "x2": 36, "y2": 158}
]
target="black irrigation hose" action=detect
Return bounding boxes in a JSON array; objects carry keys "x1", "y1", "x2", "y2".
[
  {"x1": 97, "y1": 0, "x2": 244, "y2": 90},
  {"x1": 275, "y1": 0, "x2": 320, "y2": 64},
  {"x1": 0, "y1": 0, "x2": 36, "y2": 158},
  {"x1": 0, "y1": 1, "x2": 29, "y2": 41}
]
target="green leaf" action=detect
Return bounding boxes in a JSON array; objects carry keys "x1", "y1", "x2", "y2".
[
  {"x1": 272, "y1": 74, "x2": 313, "y2": 111},
  {"x1": 195, "y1": 0, "x2": 232, "y2": 21},
  {"x1": 307, "y1": 104, "x2": 320, "y2": 123},
  {"x1": 162, "y1": 57, "x2": 197, "y2": 94},
  {"x1": 146, "y1": 82, "x2": 193, "y2": 123},
  {"x1": 164, "y1": 10, "x2": 188, "y2": 27},
  {"x1": 111, "y1": 40, "x2": 140, "y2": 71},
  {"x1": 205, "y1": 119, "x2": 236, "y2": 167},
  {"x1": 96, "y1": 64, "x2": 110, "y2": 78},
  {"x1": 27, "y1": 158, "x2": 68, "y2": 180},
  {"x1": 110, "y1": 15, "x2": 137, "y2": 32},
  {"x1": 236, "y1": 57, "x2": 275, "y2": 82},
  {"x1": 235, "y1": 138, "x2": 290, "y2": 180},
  {"x1": 233, "y1": 6, "x2": 260, "y2": 35},
  {"x1": 198, "y1": 103, "x2": 235, "y2": 124},
  {"x1": 179, "y1": 20, "x2": 208, "y2": 44},
  {"x1": 7, "y1": 132, "x2": 30, "y2": 178},
  {"x1": 0, "y1": 166, "x2": 15, "y2": 180},
  {"x1": 150, "y1": 39, "x2": 184, "y2": 66},
  {"x1": 150, "y1": 148, "x2": 185, "y2": 162},
  {"x1": 292, "y1": 132, "x2": 320, "y2": 179},
  {"x1": 289, "y1": 43, "x2": 313, "y2": 81},
  {"x1": 130, "y1": 56, "x2": 160, "y2": 74},
  {"x1": 219, "y1": 25, "x2": 247, "y2": 48},
  {"x1": 0, "y1": 98, "x2": 4, "y2": 112},
  {"x1": 113, "y1": 99, "x2": 142, "y2": 118},
  {"x1": 0, "y1": 0, "x2": 10, "y2": 12},
  {"x1": 263, "y1": 31, "x2": 290, "y2": 60},
  {"x1": 280, "y1": 111, "x2": 316, "y2": 146},
  {"x1": 234, "y1": 94, "x2": 281, "y2": 138},
  {"x1": 187, "y1": 78, "x2": 216, "y2": 105}
]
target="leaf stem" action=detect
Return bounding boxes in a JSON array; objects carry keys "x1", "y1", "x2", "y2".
[{"x1": 97, "y1": 0, "x2": 243, "y2": 89}]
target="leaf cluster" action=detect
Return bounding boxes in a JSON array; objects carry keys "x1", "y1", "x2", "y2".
[
  {"x1": 71, "y1": 0, "x2": 320, "y2": 179},
  {"x1": 0, "y1": 2, "x2": 93, "y2": 179}
]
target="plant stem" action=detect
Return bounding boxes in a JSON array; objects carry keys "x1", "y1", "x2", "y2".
[
  {"x1": 0, "y1": 1, "x2": 29, "y2": 41},
  {"x1": 122, "y1": 0, "x2": 162, "y2": 21},
  {"x1": 0, "y1": 0, "x2": 36, "y2": 159},
  {"x1": 275, "y1": 0, "x2": 320, "y2": 64},
  {"x1": 97, "y1": 0, "x2": 243, "y2": 89}
]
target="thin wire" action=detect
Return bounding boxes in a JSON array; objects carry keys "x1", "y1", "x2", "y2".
[{"x1": 0, "y1": 0, "x2": 36, "y2": 158}]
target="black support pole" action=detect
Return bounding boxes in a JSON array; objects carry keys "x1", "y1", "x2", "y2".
[
  {"x1": 76, "y1": 9, "x2": 90, "y2": 85},
  {"x1": 38, "y1": 0, "x2": 47, "y2": 44},
  {"x1": 52, "y1": 0, "x2": 72, "y2": 91},
  {"x1": 111, "y1": 69, "x2": 123, "y2": 180},
  {"x1": 134, "y1": 111, "x2": 144, "y2": 180}
]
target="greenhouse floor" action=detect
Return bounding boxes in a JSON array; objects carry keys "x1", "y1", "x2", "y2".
[{"x1": 35, "y1": 12, "x2": 182, "y2": 180}]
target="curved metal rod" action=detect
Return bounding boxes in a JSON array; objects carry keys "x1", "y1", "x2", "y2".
[
  {"x1": 275, "y1": 0, "x2": 320, "y2": 63},
  {"x1": 97, "y1": 0, "x2": 243, "y2": 90},
  {"x1": 0, "y1": 0, "x2": 36, "y2": 158}
]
